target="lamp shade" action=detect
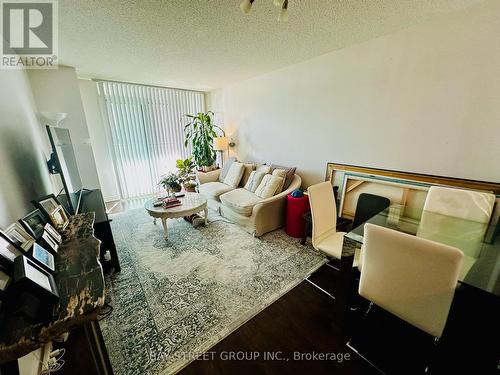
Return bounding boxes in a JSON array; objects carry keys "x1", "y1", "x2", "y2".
[{"x1": 213, "y1": 137, "x2": 228, "y2": 151}]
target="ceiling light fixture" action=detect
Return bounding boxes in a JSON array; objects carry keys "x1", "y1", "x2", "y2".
[{"x1": 240, "y1": 0, "x2": 290, "y2": 22}]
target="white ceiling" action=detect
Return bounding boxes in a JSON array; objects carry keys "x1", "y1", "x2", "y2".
[{"x1": 59, "y1": 0, "x2": 483, "y2": 91}]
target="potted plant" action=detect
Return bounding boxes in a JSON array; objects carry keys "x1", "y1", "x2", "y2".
[
  {"x1": 176, "y1": 157, "x2": 197, "y2": 192},
  {"x1": 184, "y1": 111, "x2": 224, "y2": 171},
  {"x1": 158, "y1": 173, "x2": 182, "y2": 196}
]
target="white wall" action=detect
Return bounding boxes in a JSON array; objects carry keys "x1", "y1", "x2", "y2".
[
  {"x1": 78, "y1": 79, "x2": 120, "y2": 201},
  {"x1": 28, "y1": 66, "x2": 102, "y2": 190},
  {"x1": 209, "y1": 0, "x2": 500, "y2": 187},
  {"x1": 0, "y1": 66, "x2": 52, "y2": 228}
]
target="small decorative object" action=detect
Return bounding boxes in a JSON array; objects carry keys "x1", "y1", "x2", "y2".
[
  {"x1": 291, "y1": 189, "x2": 304, "y2": 198},
  {"x1": 44, "y1": 223, "x2": 62, "y2": 244},
  {"x1": 31, "y1": 243, "x2": 55, "y2": 273},
  {"x1": 184, "y1": 111, "x2": 224, "y2": 169},
  {"x1": 33, "y1": 194, "x2": 66, "y2": 220},
  {"x1": 19, "y1": 209, "x2": 47, "y2": 239},
  {"x1": 14, "y1": 255, "x2": 59, "y2": 305},
  {"x1": 49, "y1": 205, "x2": 69, "y2": 230},
  {"x1": 159, "y1": 173, "x2": 182, "y2": 196},
  {"x1": 0, "y1": 232, "x2": 23, "y2": 269},
  {"x1": 4, "y1": 223, "x2": 35, "y2": 251},
  {"x1": 40, "y1": 231, "x2": 59, "y2": 254}
]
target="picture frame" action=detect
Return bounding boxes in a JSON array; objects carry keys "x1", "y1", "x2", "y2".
[
  {"x1": 4, "y1": 223, "x2": 34, "y2": 252},
  {"x1": 49, "y1": 205, "x2": 69, "y2": 230},
  {"x1": 14, "y1": 255, "x2": 59, "y2": 303},
  {"x1": 39, "y1": 230, "x2": 59, "y2": 254},
  {"x1": 19, "y1": 209, "x2": 47, "y2": 240},
  {"x1": 33, "y1": 194, "x2": 66, "y2": 220},
  {"x1": 44, "y1": 223, "x2": 62, "y2": 244},
  {"x1": 0, "y1": 266, "x2": 12, "y2": 300},
  {"x1": 31, "y1": 243, "x2": 55, "y2": 273},
  {"x1": 0, "y1": 232, "x2": 24, "y2": 270}
]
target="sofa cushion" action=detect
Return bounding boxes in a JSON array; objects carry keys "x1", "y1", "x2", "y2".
[
  {"x1": 255, "y1": 174, "x2": 284, "y2": 199},
  {"x1": 219, "y1": 157, "x2": 237, "y2": 182},
  {"x1": 244, "y1": 170, "x2": 267, "y2": 193},
  {"x1": 239, "y1": 163, "x2": 256, "y2": 187},
  {"x1": 199, "y1": 182, "x2": 234, "y2": 201},
  {"x1": 272, "y1": 169, "x2": 287, "y2": 192},
  {"x1": 220, "y1": 188, "x2": 263, "y2": 216},
  {"x1": 256, "y1": 164, "x2": 271, "y2": 174},
  {"x1": 223, "y1": 162, "x2": 245, "y2": 188},
  {"x1": 270, "y1": 164, "x2": 296, "y2": 191}
]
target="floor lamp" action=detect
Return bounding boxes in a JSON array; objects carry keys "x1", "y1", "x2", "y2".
[{"x1": 213, "y1": 137, "x2": 228, "y2": 168}]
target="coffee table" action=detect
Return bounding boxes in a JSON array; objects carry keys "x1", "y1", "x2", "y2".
[{"x1": 144, "y1": 192, "x2": 208, "y2": 239}]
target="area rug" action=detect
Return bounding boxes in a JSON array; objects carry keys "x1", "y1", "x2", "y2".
[{"x1": 100, "y1": 208, "x2": 326, "y2": 375}]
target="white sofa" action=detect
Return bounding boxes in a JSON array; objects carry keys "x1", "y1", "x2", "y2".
[{"x1": 197, "y1": 169, "x2": 301, "y2": 237}]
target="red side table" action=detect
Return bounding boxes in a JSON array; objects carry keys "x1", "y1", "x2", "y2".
[{"x1": 285, "y1": 193, "x2": 310, "y2": 238}]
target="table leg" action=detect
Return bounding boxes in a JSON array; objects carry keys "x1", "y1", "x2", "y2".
[
  {"x1": 161, "y1": 217, "x2": 168, "y2": 238},
  {"x1": 204, "y1": 206, "x2": 208, "y2": 225}
]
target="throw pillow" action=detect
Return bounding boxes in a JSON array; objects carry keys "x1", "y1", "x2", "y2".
[
  {"x1": 244, "y1": 171, "x2": 267, "y2": 193},
  {"x1": 223, "y1": 162, "x2": 245, "y2": 188},
  {"x1": 240, "y1": 163, "x2": 256, "y2": 187},
  {"x1": 255, "y1": 174, "x2": 285, "y2": 199},
  {"x1": 219, "y1": 157, "x2": 237, "y2": 182},
  {"x1": 256, "y1": 164, "x2": 271, "y2": 174},
  {"x1": 272, "y1": 169, "x2": 287, "y2": 193},
  {"x1": 270, "y1": 164, "x2": 296, "y2": 190}
]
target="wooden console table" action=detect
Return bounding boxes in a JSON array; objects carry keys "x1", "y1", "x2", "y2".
[{"x1": 0, "y1": 213, "x2": 109, "y2": 370}]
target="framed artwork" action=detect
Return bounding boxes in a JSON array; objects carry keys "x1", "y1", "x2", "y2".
[
  {"x1": 33, "y1": 194, "x2": 66, "y2": 219},
  {"x1": 19, "y1": 209, "x2": 47, "y2": 240},
  {"x1": 49, "y1": 205, "x2": 69, "y2": 230},
  {"x1": 0, "y1": 267, "x2": 12, "y2": 300},
  {"x1": 4, "y1": 223, "x2": 34, "y2": 251},
  {"x1": 44, "y1": 223, "x2": 62, "y2": 244},
  {"x1": 0, "y1": 232, "x2": 23, "y2": 270},
  {"x1": 40, "y1": 231, "x2": 59, "y2": 253},
  {"x1": 32, "y1": 243, "x2": 55, "y2": 273},
  {"x1": 14, "y1": 255, "x2": 58, "y2": 302}
]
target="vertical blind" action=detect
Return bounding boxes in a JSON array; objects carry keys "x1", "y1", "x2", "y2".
[{"x1": 97, "y1": 81, "x2": 204, "y2": 199}]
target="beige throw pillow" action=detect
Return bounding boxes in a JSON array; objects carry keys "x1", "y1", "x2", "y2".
[
  {"x1": 244, "y1": 171, "x2": 267, "y2": 193},
  {"x1": 240, "y1": 163, "x2": 256, "y2": 187},
  {"x1": 255, "y1": 174, "x2": 285, "y2": 199},
  {"x1": 256, "y1": 164, "x2": 271, "y2": 174},
  {"x1": 272, "y1": 169, "x2": 287, "y2": 193},
  {"x1": 223, "y1": 162, "x2": 245, "y2": 188},
  {"x1": 219, "y1": 157, "x2": 237, "y2": 182},
  {"x1": 270, "y1": 164, "x2": 296, "y2": 191}
]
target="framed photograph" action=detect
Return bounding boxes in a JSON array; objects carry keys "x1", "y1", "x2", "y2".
[
  {"x1": 32, "y1": 243, "x2": 55, "y2": 273},
  {"x1": 44, "y1": 223, "x2": 62, "y2": 244},
  {"x1": 0, "y1": 267, "x2": 12, "y2": 300},
  {"x1": 14, "y1": 255, "x2": 58, "y2": 303},
  {"x1": 40, "y1": 231, "x2": 59, "y2": 253},
  {"x1": 0, "y1": 232, "x2": 23, "y2": 270},
  {"x1": 49, "y1": 205, "x2": 69, "y2": 230},
  {"x1": 4, "y1": 223, "x2": 34, "y2": 251},
  {"x1": 19, "y1": 209, "x2": 47, "y2": 240},
  {"x1": 33, "y1": 194, "x2": 66, "y2": 220}
]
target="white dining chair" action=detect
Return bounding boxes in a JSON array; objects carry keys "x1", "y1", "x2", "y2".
[
  {"x1": 349, "y1": 223, "x2": 464, "y2": 372},
  {"x1": 419, "y1": 186, "x2": 495, "y2": 279},
  {"x1": 307, "y1": 181, "x2": 346, "y2": 260}
]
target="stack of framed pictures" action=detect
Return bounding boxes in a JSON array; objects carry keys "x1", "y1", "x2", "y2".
[{"x1": 33, "y1": 194, "x2": 69, "y2": 231}]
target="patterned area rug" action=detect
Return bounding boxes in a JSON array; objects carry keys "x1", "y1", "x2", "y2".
[{"x1": 100, "y1": 208, "x2": 325, "y2": 375}]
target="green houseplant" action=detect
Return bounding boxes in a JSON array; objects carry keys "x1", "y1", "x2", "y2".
[
  {"x1": 176, "y1": 157, "x2": 197, "y2": 192},
  {"x1": 184, "y1": 111, "x2": 223, "y2": 170},
  {"x1": 158, "y1": 172, "x2": 182, "y2": 195}
]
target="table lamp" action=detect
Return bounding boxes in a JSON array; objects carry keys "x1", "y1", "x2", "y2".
[{"x1": 213, "y1": 137, "x2": 228, "y2": 168}]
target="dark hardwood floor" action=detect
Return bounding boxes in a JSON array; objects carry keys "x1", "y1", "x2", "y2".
[{"x1": 179, "y1": 265, "x2": 377, "y2": 375}]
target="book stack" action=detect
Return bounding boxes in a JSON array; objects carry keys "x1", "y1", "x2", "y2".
[{"x1": 162, "y1": 197, "x2": 182, "y2": 209}]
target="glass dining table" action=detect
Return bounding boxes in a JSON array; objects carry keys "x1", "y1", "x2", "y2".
[{"x1": 332, "y1": 203, "x2": 500, "y2": 331}]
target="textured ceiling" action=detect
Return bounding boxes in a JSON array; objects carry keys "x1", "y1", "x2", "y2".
[{"x1": 59, "y1": 0, "x2": 483, "y2": 91}]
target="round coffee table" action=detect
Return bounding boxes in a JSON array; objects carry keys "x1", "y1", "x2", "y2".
[{"x1": 144, "y1": 192, "x2": 208, "y2": 239}]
